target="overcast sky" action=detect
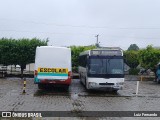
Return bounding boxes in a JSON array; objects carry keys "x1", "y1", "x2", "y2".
[{"x1": 0, "y1": 0, "x2": 160, "y2": 50}]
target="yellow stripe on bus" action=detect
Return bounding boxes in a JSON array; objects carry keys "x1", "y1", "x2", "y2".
[{"x1": 38, "y1": 68, "x2": 68, "y2": 73}]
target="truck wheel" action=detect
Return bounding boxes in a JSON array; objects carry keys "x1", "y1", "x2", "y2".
[{"x1": 38, "y1": 84, "x2": 44, "y2": 89}]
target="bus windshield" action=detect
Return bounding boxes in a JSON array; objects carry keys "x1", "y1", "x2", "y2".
[{"x1": 89, "y1": 58, "x2": 124, "y2": 74}]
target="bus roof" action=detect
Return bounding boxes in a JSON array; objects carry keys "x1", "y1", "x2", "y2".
[
  {"x1": 95, "y1": 47, "x2": 122, "y2": 51},
  {"x1": 37, "y1": 46, "x2": 70, "y2": 50},
  {"x1": 79, "y1": 47, "x2": 123, "y2": 56}
]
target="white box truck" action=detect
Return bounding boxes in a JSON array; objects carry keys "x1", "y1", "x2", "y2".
[{"x1": 34, "y1": 46, "x2": 72, "y2": 89}]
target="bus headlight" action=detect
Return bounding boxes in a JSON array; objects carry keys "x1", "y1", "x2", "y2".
[{"x1": 89, "y1": 82, "x2": 97, "y2": 87}]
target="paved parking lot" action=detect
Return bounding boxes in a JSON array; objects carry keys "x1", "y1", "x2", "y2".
[{"x1": 0, "y1": 76, "x2": 160, "y2": 120}]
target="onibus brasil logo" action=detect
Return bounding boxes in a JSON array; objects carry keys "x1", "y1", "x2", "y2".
[{"x1": 2, "y1": 112, "x2": 42, "y2": 118}]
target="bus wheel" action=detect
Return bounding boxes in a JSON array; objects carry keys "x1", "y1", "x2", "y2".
[
  {"x1": 38, "y1": 84, "x2": 44, "y2": 89},
  {"x1": 64, "y1": 85, "x2": 69, "y2": 91},
  {"x1": 79, "y1": 74, "x2": 83, "y2": 85}
]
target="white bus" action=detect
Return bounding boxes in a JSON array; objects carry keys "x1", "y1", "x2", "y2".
[
  {"x1": 78, "y1": 47, "x2": 124, "y2": 91},
  {"x1": 34, "y1": 46, "x2": 72, "y2": 89}
]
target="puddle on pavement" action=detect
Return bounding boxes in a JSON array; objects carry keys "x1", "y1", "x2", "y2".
[
  {"x1": 33, "y1": 88, "x2": 125, "y2": 98},
  {"x1": 78, "y1": 90, "x2": 120, "y2": 97},
  {"x1": 71, "y1": 93, "x2": 79, "y2": 100},
  {"x1": 6, "y1": 77, "x2": 33, "y2": 80},
  {"x1": 34, "y1": 87, "x2": 71, "y2": 97},
  {"x1": 33, "y1": 87, "x2": 133, "y2": 98}
]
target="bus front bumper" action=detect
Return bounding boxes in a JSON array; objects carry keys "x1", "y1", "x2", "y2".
[{"x1": 88, "y1": 82, "x2": 123, "y2": 90}]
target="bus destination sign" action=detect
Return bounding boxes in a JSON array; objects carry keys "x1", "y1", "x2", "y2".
[{"x1": 91, "y1": 50, "x2": 122, "y2": 56}]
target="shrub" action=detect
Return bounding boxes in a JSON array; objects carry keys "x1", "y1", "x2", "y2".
[{"x1": 129, "y1": 68, "x2": 139, "y2": 75}]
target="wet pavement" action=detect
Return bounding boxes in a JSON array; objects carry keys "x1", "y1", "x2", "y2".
[{"x1": 0, "y1": 76, "x2": 160, "y2": 120}]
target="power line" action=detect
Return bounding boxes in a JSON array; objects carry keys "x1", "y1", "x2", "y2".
[
  {"x1": 0, "y1": 29, "x2": 160, "y2": 39},
  {"x1": 1, "y1": 18, "x2": 160, "y2": 29},
  {"x1": 0, "y1": 29, "x2": 96, "y2": 36},
  {"x1": 105, "y1": 35, "x2": 160, "y2": 39}
]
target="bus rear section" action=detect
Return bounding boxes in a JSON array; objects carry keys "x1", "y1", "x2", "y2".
[{"x1": 34, "y1": 46, "x2": 72, "y2": 89}]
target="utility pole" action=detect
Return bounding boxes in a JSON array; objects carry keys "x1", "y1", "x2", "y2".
[{"x1": 95, "y1": 34, "x2": 99, "y2": 48}]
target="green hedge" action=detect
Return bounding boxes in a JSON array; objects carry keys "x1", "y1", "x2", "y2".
[
  {"x1": 129, "y1": 68, "x2": 139, "y2": 75},
  {"x1": 72, "y1": 67, "x2": 78, "y2": 73}
]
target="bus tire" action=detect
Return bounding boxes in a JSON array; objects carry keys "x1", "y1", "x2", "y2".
[
  {"x1": 64, "y1": 85, "x2": 69, "y2": 91},
  {"x1": 79, "y1": 74, "x2": 83, "y2": 84},
  {"x1": 38, "y1": 84, "x2": 44, "y2": 89}
]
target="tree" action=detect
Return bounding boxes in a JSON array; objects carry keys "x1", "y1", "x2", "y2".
[
  {"x1": 0, "y1": 38, "x2": 48, "y2": 77},
  {"x1": 127, "y1": 44, "x2": 139, "y2": 51},
  {"x1": 70, "y1": 45, "x2": 96, "y2": 72},
  {"x1": 70, "y1": 46, "x2": 85, "y2": 68},
  {"x1": 139, "y1": 45, "x2": 160, "y2": 70},
  {"x1": 124, "y1": 50, "x2": 139, "y2": 69}
]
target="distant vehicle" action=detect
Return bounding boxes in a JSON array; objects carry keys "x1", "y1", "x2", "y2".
[
  {"x1": 0, "y1": 65, "x2": 7, "y2": 78},
  {"x1": 139, "y1": 68, "x2": 147, "y2": 75},
  {"x1": 78, "y1": 47, "x2": 124, "y2": 92},
  {"x1": 34, "y1": 46, "x2": 72, "y2": 89},
  {"x1": 156, "y1": 63, "x2": 160, "y2": 83}
]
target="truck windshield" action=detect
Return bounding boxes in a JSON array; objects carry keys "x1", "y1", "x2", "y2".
[{"x1": 89, "y1": 58, "x2": 124, "y2": 74}]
